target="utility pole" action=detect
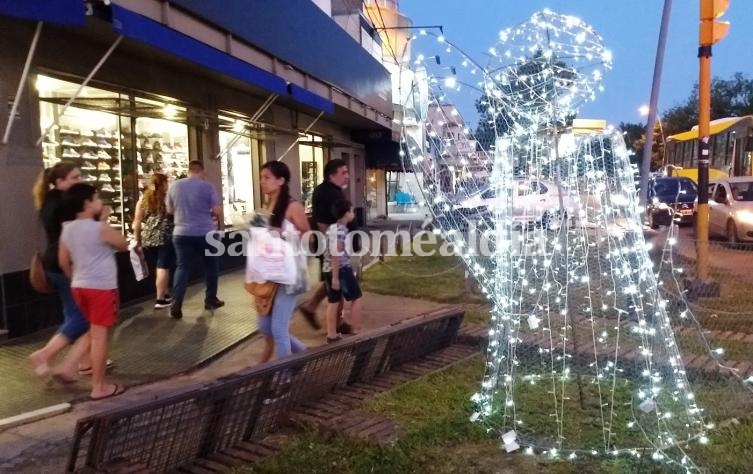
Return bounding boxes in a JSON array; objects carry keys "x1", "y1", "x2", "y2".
[
  {"x1": 695, "y1": 0, "x2": 729, "y2": 285},
  {"x1": 639, "y1": 0, "x2": 672, "y2": 207}
]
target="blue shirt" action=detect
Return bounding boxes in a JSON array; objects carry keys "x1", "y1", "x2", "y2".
[{"x1": 166, "y1": 177, "x2": 219, "y2": 236}]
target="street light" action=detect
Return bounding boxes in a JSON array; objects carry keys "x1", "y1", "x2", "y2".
[{"x1": 639, "y1": 105, "x2": 667, "y2": 170}]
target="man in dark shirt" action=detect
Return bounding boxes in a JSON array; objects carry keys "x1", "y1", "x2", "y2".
[{"x1": 297, "y1": 158, "x2": 351, "y2": 331}]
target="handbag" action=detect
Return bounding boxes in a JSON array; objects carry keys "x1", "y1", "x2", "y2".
[
  {"x1": 30, "y1": 252, "x2": 53, "y2": 294},
  {"x1": 141, "y1": 212, "x2": 172, "y2": 247},
  {"x1": 244, "y1": 281, "x2": 278, "y2": 315}
]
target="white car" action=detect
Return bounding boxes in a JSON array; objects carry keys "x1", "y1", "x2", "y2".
[
  {"x1": 454, "y1": 179, "x2": 574, "y2": 229},
  {"x1": 706, "y1": 177, "x2": 753, "y2": 243}
]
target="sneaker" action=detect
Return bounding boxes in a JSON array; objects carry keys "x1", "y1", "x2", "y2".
[
  {"x1": 82, "y1": 151, "x2": 97, "y2": 160},
  {"x1": 62, "y1": 148, "x2": 80, "y2": 158},
  {"x1": 112, "y1": 163, "x2": 121, "y2": 171},
  {"x1": 83, "y1": 174, "x2": 97, "y2": 182},
  {"x1": 59, "y1": 128, "x2": 78, "y2": 135},
  {"x1": 204, "y1": 299, "x2": 225, "y2": 310},
  {"x1": 169, "y1": 306, "x2": 183, "y2": 319},
  {"x1": 101, "y1": 184, "x2": 115, "y2": 192},
  {"x1": 98, "y1": 173, "x2": 111, "y2": 182},
  {"x1": 97, "y1": 150, "x2": 111, "y2": 159},
  {"x1": 154, "y1": 297, "x2": 172, "y2": 309},
  {"x1": 97, "y1": 161, "x2": 111, "y2": 170},
  {"x1": 80, "y1": 130, "x2": 94, "y2": 137},
  {"x1": 337, "y1": 322, "x2": 355, "y2": 335},
  {"x1": 81, "y1": 138, "x2": 98, "y2": 147},
  {"x1": 61, "y1": 138, "x2": 78, "y2": 147},
  {"x1": 97, "y1": 140, "x2": 112, "y2": 149},
  {"x1": 81, "y1": 162, "x2": 96, "y2": 170}
]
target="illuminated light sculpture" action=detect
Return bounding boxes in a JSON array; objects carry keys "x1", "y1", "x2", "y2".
[{"x1": 397, "y1": 10, "x2": 712, "y2": 470}]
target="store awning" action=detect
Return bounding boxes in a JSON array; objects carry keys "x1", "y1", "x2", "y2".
[
  {"x1": 110, "y1": 5, "x2": 334, "y2": 115},
  {"x1": 0, "y1": 0, "x2": 86, "y2": 25}
]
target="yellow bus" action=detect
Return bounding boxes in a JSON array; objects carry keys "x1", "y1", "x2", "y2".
[{"x1": 664, "y1": 115, "x2": 753, "y2": 183}]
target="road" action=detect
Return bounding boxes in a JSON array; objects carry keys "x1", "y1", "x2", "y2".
[{"x1": 643, "y1": 224, "x2": 753, "y2": 279}]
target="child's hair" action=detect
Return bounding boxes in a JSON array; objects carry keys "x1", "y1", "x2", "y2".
[
  {"x1": 65, "y1": 183, "x2": 98, "y2": 214},
  {"x1": 332, "y1": 199, "x2": 352, "y2": 220}
]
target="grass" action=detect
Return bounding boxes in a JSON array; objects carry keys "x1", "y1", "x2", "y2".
[
  {"x1": 234, "y1": 355, "x2": 753, "y2": 474},
  {"x1": 361, "y1": 242, "x2": 488, "y2": 304}
]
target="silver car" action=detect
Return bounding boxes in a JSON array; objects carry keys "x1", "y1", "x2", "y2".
[
  {"x1": 706, "y1": 177, "x2": 753, "y2": 243},
  {"x1": 454, "y1": 179, "x2": 574, "y2": 230}
]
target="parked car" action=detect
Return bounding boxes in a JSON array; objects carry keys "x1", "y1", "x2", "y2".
[
  {"x1": 453, "y1": 178, "x2": 574, "y2": 230},
  {"x1": 646, "y1": 177, "x2": 697, "y2": 229},
  {"x1": 705, "y1": 177, "x2": 753, "y2": 243}
]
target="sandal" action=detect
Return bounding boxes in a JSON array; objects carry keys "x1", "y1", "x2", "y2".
[
  {"x1": 78, "y1": 359, "x2": 114, "y2": 375},
  {"x1": 90, "y1": 384, "x2": 126, "y2": 401}
]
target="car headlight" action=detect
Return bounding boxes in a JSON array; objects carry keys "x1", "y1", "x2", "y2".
[{"x1": 735, "y1": 210, "x2": 753, "y2": 225}]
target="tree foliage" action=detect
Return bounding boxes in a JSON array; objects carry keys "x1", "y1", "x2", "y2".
[
  {"x1": 620, "y1": 121, "x2": 664, "y2": 171},
  {"x1": 474, "y1": 50, "x2": 577, "y2": 151},
  {"x1": 661, "y1": 72, "x2": 753, "y2": 135}
]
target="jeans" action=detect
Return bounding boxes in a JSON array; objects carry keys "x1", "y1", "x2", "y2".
[
  {"x1": 172, "y1": 234, "x2": 220, "y2": 310},
  {"x1": 46, "y1": 270, "x2": 89, "y2": 341},
  {"x1": 257, "y1": 290, "x2": 306, "y2": 359}
]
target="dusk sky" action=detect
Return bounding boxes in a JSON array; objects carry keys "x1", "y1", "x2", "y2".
[{"x1": 400, "y1": 1, "x2": 753, "y2": 128}]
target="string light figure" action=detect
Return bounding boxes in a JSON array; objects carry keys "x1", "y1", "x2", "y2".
[{"x1": 397, "y1": 10, "x2": 709, "y2": 470}]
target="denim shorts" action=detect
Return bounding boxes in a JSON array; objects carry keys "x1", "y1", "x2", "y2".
[
  {"x1": 46, "y1": 270, "x2": 89, "y2": 341},
  {"x1": 324, "y1": 267, "x2": 362, "y2": 303}
]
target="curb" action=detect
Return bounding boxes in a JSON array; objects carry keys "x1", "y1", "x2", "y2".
[{"x1": 0, "y1": 403, "x2": 71, "y2": 431}]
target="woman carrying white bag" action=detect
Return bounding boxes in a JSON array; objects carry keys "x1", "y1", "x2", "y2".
[{"x1": 247, "y1": 161, "x2": 312, "y2": 362}]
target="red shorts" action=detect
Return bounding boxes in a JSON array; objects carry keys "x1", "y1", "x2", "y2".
[{"x1": 72, "y1": 288, "x2": 120, "y2": 327}]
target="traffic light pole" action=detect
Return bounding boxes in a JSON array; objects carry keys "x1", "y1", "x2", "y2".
[{"x1": 695, "y1": 44, "x2": 711, "y2": 281}]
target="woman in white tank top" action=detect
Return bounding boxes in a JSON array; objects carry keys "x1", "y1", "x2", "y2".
[{"x1": 257, "y1": 161, "x2": 312, "y2": 362}]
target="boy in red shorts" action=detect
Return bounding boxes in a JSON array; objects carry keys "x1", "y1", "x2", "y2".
[{"x1": 59, "y1": 183, "x2": 129, "y2": 400}]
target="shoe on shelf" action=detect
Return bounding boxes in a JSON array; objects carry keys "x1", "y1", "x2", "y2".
[
  {"x1": 337, "y1": 322, "x2": 355, "y2": 335},
  {"x1": 101, "y1": 184, "x2": 115, "y2": 192},
  {"x1": 154, "y1": 297, "x2": 172, "y2": 309},
  {"x1": 81, "y1": 138, "x2": 98, "y2": 147},
  {"x1": 82, "y1": 151, "x2": 97, "y2": 160},
  {"x1": 62, "y1": 148, "x2": 80, "y2": 158},
  {"x1": 204, "y1": 299, "x2": 225, "y2": 310},
  {"x1": 81, "y1": 163, "x2": 96, "y2": 170},
  {"x1": 97, "y1": 161, "x2": 111, "y2": 170},
  {"x1": 83, "y1": 174, "x2": 97, "y2": 182},
  {"x1": 97, "y1": 150, "x2": 112, "y2": 159}
]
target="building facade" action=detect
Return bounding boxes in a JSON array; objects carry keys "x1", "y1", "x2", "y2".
[{"x1": 0, "y1": 0, "x2": 394, "y2": 338}]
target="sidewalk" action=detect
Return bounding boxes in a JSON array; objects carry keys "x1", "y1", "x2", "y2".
[
  {"x1": 0, "y1": 271, "x2": 444, "y2": 472},
  {"x1": 0, "y1": 269, "x2": 258, "y2": 421}
]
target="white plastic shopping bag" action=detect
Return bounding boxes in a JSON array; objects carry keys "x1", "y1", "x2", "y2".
[
  {"x1": 245, "y1": 227, "x2": 296, "y2": 285},
  {"x1": 129, "y1": 241, "x2": 150, "y2": 281}
]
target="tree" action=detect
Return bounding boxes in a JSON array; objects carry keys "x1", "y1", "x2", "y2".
[
  {"x1": 474, "y1": 50, "x2": 577, "y2": 151},
  {"x1": 661, "y1": 72, "x2": 753, "y2": 135},
  {"x1": 620, "y1": 121, "x2": 664, "y2": 172}
]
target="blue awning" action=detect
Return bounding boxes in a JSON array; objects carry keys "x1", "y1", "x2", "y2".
[
  {"x1": 0, "y1": 0, "x2": 86, "y2": 25},
  {"x1": 111, "y1": 5, "x2": 334, "y2": 114}
]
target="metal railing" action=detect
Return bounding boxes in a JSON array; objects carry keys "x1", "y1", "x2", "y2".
[{"x1": 66, "y1": 307, "x2": 464, "y2": 472}]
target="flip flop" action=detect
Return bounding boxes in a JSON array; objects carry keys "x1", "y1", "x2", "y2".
[
  {"x1": 90, "y1": 384, "x2": 126, "y2": 401},
  {"x1": 52, "y1": 373, "x2": 78, "y2": 385},
  {"x1": 78, "y1": 359, "x2": 114, "y2": 375}
]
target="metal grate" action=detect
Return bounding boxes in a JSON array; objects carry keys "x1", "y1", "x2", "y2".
[{"x1": 67, "y1": 307, "x2": 464, "y2": 472}]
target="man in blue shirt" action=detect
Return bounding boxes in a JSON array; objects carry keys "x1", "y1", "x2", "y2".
[{"x1": 166, "y1": 160, "x2": 223, "y2": 319}]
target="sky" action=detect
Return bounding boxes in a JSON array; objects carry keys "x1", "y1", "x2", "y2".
[{"x1": 399, "y1": 0, "x2": 753, "y2": 128}]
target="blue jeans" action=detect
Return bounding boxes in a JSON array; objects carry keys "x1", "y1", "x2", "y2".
[
  {"x1": 257, "y1": 290, "x2": 306, "y2": 359},
  {"x1": 172, "y1": 234, "x2": 220, "y2": 310},
  {"x1": 46, "y1": 270, "x2": 89, "y2": 341}
]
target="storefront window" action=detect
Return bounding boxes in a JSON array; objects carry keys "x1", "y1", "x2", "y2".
[
  {"x1": 298, "y1": 134, "x2": 326, "y2": 213},
  {"x1": 37, "y1": 75, "x2": 127, "y2": 231},
  {"x1": 219, "y1": 115, "x2": 263, "y2": 227},
  {"x1": 37, "y1": 74, "x2": 189, "y2": 236}
]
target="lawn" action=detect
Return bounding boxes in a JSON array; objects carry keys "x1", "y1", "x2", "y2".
[
  {"x1": 360, "y1": 241, "x2": 488, "y2": 305},
  {"x1": 229, "y1": 239, "x2": 753, "y2": 474}
]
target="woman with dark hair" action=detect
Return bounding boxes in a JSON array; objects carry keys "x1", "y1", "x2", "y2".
[
  {"x1": 29, "y1": 161, "x2": 92, "y2": 379},
  {"x1": 257, "y1": 161, "x2": 311, "y2": 361},
  {"x1": 133, "y1": 173, "x2": 175, "y2": 309}
]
